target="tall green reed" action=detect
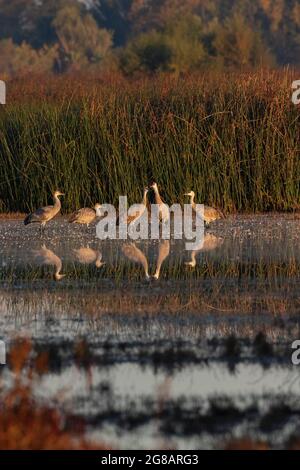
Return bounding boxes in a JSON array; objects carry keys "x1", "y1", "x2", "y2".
[{"x1": 0, "y1": 70, "x2": 299, "y2": 213}]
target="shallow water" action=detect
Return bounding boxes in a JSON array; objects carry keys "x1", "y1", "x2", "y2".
[{"x1": 1, "y1": 214, "x2": 300, "y2": 449}]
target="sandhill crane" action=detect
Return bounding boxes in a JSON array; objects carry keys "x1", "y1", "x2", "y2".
[
  {"x1": 184, "y1": 191, "x2": 224, "y2": 227},
  {"x1": 122, "y1": 242, "x2": 150, "y2": 280},
  {"x1": 117, "y1": 187, "x2": 149, "y2": 227},
  {"x1": 185, "y1": 233, "x2": 224, "y2": 268},
  {"x1": 73, "y1": 247, "x2": 105, "y2": 268},
  {"x1": 32, "y1": 244, "x2": 65, "y2": 280},
  {"x1": 69, "y1": 203, "x2": 102, "y2": 228},
  {"x1": 153, "y1": 240, "x2": 170, "y2": 280},
  {"x1": 149, "y1": 182, "x2": 170, "y2": 224},
  {"x1": 128, "y1": 187, "x2": 149, "y2": 224},
  {"x1": 24, "y1": 190, "x2": 64, "y2": 232}
]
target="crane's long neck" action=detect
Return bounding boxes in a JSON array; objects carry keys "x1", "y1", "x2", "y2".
[
  {"x1": 142, "y1": 191, "x2": 148, "y2": 206},
  {"x1": 53, "y1": 194, "x2": 61, "y2": 210},
  {"x1": 153, "y1": 187, "x2": 163, "y2": 205},
  {"x1": 95, "y1": 251, "x2": 105, "y2": 268},
  {"x1": 56, "y1": 259, "x2": 63, "y2": 275},
  {"x1": 144, "y1": 262, "x2": 149, "y2": 279},
  {"x1": 190, "y1": 194, "x2": 196, "y2": 209},
  {"x1": 54, "y1": 260, "x2": 65, "y2": 280},
  {"x1": 154, "y1": 258, "x2": 163, "y2": 279}
]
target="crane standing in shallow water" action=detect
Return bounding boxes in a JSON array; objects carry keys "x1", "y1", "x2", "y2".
[
  {"x1": 68, "y1": 203, "x2": 103, "y2": 228},
  {"x1": 117, "y1": 187, "x2": 149, "y2": 226},
  {"x1": 127, "y1": 187, "x2": 149, "y2": 224},
  {"x1": 149, "y1": 182, "x2": 170, "y2": 224},
  {"x1": 24, "y1": 191, "x2": 64, "y2": 233},
  {"x1": 184, "y1": 191, "x2": 224, "y2": 227}
]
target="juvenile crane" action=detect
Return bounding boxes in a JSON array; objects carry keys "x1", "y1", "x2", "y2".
[
  {"x1": 69, "y1": 203, "x2": 102, "y2": 228},
  {"x1": 184, "y1": 191, "x2": 224, "y2": 227},
  {"x1": 149, "y1": 182, "x2": 170, "y2": 224},
  {"x1": 24, "y1": 190, "x2": 64, "y2": 232}
]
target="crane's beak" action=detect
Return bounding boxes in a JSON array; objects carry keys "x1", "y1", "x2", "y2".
[{"x1": 184, "y1": 193, "x2": 191, "y2": 196}]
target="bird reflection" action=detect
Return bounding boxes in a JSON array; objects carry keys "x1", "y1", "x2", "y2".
[
  {"x1": 73, "y1": 246, "x2": 105, "y2": 268},
  {"x1": 122, "y1": 240, "x2": 170, "y2": 280},
  {"x1": 153, "y1": 240, "x2": 170, "y2": 280},
  {"x1": 32, "y1": 244, "x2": 65, "y2": 280},
  {"x1": 122, "y1": 243, "x2": 150, "y2": 280},
  {"x1": 185, "y1": 233, "x2": 224, "y2": 268}
]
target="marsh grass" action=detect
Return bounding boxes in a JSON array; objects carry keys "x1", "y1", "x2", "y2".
[
  {"x1": 0, "y1": 70, "x2": 299, "y2": 213},
  {"x1": 1, "y1": 259, "x2": 300, "y2": 284}
]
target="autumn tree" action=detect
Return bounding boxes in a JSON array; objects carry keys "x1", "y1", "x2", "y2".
[
  {"x1": 0, "y1": 39, "x2": 58, "y2": 78},
  {"x1": 120, "y1": 31, "x2": 172, "y2": 74},
  {"x1": 120, "y1": 13, "x2": 206, "y2": 74},
  {"x1": 165, "y1": 14, "x2": 206, "y2": 73},
  {"x1": 212, "y1": 13, "x2": 275, "y2": 68},
  {"x1": 0, "y1": 0, "x2": 299, "y2": 76},
  {"x1": 52, "y1": 4, "x2": 113, "y2": 71}
]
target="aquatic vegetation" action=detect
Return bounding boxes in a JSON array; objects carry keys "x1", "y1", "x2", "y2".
[
  {"x1": 1, "y1": 212, "x2": 300, "y2": 448},
  {"x1": 0, "y1": 70, "x2": 299, "y2": 213}
]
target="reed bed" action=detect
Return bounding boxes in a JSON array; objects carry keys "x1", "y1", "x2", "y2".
[
  {"x1": 0, "y1": 69, "x2": 299, "y2": 213},
  {"x1": 2, "y1": 280, "x2": 300, "y2": 317}
]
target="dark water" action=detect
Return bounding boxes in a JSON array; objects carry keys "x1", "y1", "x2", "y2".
[{"x1": 1, "y1": 214, "x2": 300, "y2": 449}]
